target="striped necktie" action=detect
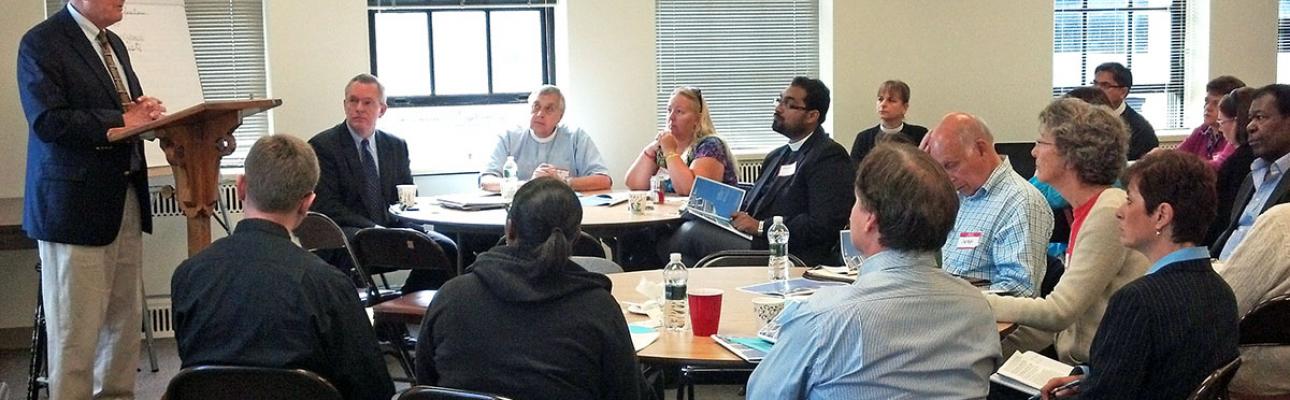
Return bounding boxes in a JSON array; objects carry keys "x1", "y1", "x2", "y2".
[
  {"x1": 360, "y1": 139, "x2": 386, "y2": 225},
  {"x1": 97, "y1": 30, "x2": 144, "y2": 172}
]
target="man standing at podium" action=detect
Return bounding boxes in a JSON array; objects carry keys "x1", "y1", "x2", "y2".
[
  {"x1": 310, "y1": 73, "x2": 458, "y2": 292},
  {"x1": 17, "y1": 0, "x2": 166, "y2": 398}
]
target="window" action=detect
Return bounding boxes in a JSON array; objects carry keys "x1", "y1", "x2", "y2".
[
  {"x1": 368, "y1": 0, "x2": 556, "y2": 173},
  {"x1": 1279, "y1": 0, "x2": 1290, "y2": 83},
  {"x1": 44, "y1": 0, "x2": 269, "y2": 167},
  {"x1": 656, "y1": 0, "x2": 819, "y2": 152},
  {"x1": 1052, "y1": 0, "x2": 1188, "y2": 130}
]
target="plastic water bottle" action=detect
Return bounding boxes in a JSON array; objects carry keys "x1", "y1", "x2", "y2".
[
  {"x1": 501, "y1": 156, "x2": 519, "y2": 199},
  {"x1": 663, "y1": 253, "x2": 689, "y2": 332},
  {"x1": 767, "y1": 216, "x2": 790, "y2": 281}
]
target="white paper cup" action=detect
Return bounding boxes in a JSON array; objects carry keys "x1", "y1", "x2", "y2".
[
  {"x1": 752, "y1": 296, "x2": 786, "y2": 327},
  {"x1": 396, "y1": 184, "x2": 418, "y2": 208}
]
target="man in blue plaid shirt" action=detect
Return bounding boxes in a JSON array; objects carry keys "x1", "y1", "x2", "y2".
[{"x1": 924, "y1": 113, "x2": 1054, "y2": 296}]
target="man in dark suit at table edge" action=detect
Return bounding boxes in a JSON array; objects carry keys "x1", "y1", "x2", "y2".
[
  {"x1": 668, "y1": 77, "x2": 855, "y2": 266},
  {"x1": 309, "y1": 73, "x2": 459, "y2": 293},
  {"x1": 18, "y1": 0, "x2": 166, "y2": 397}
]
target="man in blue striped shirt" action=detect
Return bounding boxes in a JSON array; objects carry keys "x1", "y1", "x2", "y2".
[
  {"x1": 747, "y1": 143, "x2": 1002, "y2": 400},
  {"x1": 925, "y1": 113, "x2": 1053, "y2": 296}
]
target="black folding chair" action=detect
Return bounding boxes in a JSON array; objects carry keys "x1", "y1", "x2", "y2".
[
  {"x1": 397, "y1": 385, "x2": 512, "y2": 400},
  {"x1": 352, "y1": 227, "x2": 456, "y2": 383},
  {"x1": 162, "y1": 365, "x2": 342, "y2": 400},
  {"x1": 1239, "y1": 295, "x2": 1290, "y2": 346},
  {"x1": 294, "y1": 212, "x2": 393, "y2": 306},
  {"x1": 1188, "y1": 358, "x2": 1241, "y2": 400},
  {"x1": 493, "y1": 231, "x2": 606, "y2": 258}
]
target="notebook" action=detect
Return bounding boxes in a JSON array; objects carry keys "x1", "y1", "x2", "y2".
[
  {"x1": 436, "y1": 193, "x2": 509, "y2": 211},
  {"x1": 712, "y1": 334, "x2": 773, "y2": 363},
  {"x1": 579, "y1": 192, "x2": 629, "y2": 207},
  {"x1": 685, "y1": 176, "x2": 750, "y2": 240}
]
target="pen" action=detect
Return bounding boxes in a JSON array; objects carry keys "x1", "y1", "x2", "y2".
[{"x1": 1027, "y1": 379, "x2": 1080, "y2": 400}]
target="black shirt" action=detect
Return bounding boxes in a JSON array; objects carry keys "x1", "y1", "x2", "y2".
[{"x1": 171, "y1": 218, "x2": 394, "y2": 400}]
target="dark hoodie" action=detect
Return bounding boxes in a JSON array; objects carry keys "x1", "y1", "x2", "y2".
[{"x1": 415, "y1": 245, "x2": 651, "y2": 400}]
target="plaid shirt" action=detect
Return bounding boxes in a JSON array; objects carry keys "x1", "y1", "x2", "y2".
[{"x1": 941, "y1": 160, "x2": 1054, "y2": 296}]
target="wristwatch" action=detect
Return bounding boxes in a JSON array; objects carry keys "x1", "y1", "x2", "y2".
[{"x1": 757, "y1": 220, "x2": 764, "y2": 235}]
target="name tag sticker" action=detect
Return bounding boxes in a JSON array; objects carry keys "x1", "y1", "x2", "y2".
[
  {"x1": 778, "y1": 163, "x2": 797, "y2": 177},
  {"x1": 956, "y1": 232, "x2": 983, "y2": 249}
]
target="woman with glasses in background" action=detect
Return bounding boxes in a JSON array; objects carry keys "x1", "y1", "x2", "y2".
[{"x1": 1207, "y1": 87, "x2": 1258, "y2": 246}]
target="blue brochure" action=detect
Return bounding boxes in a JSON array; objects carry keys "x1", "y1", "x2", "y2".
[{"x1": 686, "y1": 176, "x2": 750, "y2": 240}]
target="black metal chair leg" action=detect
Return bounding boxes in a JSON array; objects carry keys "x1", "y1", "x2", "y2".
[{"x1": 28, "y1": 261, "x2": 47, "y2": 400}]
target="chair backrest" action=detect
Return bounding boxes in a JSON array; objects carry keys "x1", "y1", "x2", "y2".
[
  {"x1": 571, "y1": 256, "x2": 624, "y2": 274},
  {"x1": 694, "y1": 250, "x2": 807, "y2": 269},
  {"x1": 294, "y1": 212, "x2": 376, "y2": 299},
  {"x1": 162, "y1": 365, "x2": 342, "y2": 400},
  {"x1": 1041, "y1": 254, "x2": 1065, "y2": 297},
  {"x1": 1239, "y1": 295, "x2": 1290, "y2": 346},
  {"x1": 1187, "y1": 357, "x2": 1241, "y2": 400},
  {"x1": 398, "y1": 385, "x2": 512, "y2": 400},
  {"x1": 353, "y1": 228, "x2": 454, "y2": 275},
  {"x1": 493, "y1": 231, "x2": 606, "y2": 258}
]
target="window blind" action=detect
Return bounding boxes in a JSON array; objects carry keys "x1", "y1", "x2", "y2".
[
  {"x1": 1279, "y1": 0, "x2": 1290, "y2": 83},
  {"x1": 656, "y1": 0, "x2": 819, "y2": 152},
  {"x1": 44, "y1": 0, "x2": 269, "y2": 167},
  {"x1": 1052, "y1": 0, "x2": 1187, "y2": 129}
]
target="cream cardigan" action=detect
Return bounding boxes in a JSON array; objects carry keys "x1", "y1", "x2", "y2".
[
  {"x1": 987, "y1": 187, "x2": 1149, "y2": 364},
  {"x1": 1217, "y1": 203, "x2": 1290, "y2": 395}
]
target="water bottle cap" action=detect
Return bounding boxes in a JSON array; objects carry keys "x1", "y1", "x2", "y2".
[
  {"x1": 669, "y1": 253, "x2": 682, "y2": 261},
  {"x1": 773, "y1": 216, "x2": 783, "y2": 224}
]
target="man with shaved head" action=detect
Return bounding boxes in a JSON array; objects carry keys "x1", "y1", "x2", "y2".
[{"x1": 925, "y1": 113, "x2": 1053, "y2": 296}]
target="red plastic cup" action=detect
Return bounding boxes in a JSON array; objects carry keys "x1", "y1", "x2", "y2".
[{"x1": 688, "y1": 288, "x2": 724, "y2": 336}]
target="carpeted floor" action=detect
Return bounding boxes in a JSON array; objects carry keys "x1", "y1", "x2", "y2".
[{"x1": 0, "y1": 338, "x2": 744, "y2": 399}]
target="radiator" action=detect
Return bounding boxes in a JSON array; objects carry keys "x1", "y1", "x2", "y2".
[
  {"x1": 145, "y1": 296, "x2": 175, "y2": 338},
  {"x1": 736, "y1": 158, "x2": 763, "y2": 184},
  {"x1": 149, "y1": 182, "x2": 243, "y2": 217}
]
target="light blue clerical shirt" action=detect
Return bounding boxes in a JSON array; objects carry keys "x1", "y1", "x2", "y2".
[{"x1": 746, "y1": 250, "x2": 1002, "y2": 400}]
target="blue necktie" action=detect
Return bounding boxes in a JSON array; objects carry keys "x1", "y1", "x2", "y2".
[{"x1": 360, "y1": 139, "x2": 385, "y2": 225}]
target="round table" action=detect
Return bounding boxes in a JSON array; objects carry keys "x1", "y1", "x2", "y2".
[
  {"x1": 607, "y1": 267, "x2": 1018, "y2": 366},
  {"x1": 393, "y1": 193, "x2": 687, "y2": 269}
]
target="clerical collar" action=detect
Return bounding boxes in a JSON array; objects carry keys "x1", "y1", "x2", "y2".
[
  {"x1": 788, "y1": 130, "x2": 815, "y2": 152},
  {"x1": 530, "y1": 126, "x2": 558, "y2": 143},
  {"x1": 1115, "y1": 101, "x2": 1127, "y2": 115},
  {"x1": 879, "y1": 123, "x2": 904, "y2": 135}
]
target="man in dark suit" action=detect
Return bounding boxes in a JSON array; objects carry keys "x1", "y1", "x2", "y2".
[
  {"x1": 17, "y1": 0, "x2": 166, "y2": 397},
  {"x1": 1093, "y1": 62, "x2": 1158, "y2": 160},
  {"x1": 309, "y1": 74, "x2": 458, "y2": 292},
  {"x1": 670, "y1": 77, "x2": 855, "y2": 266},
  {"x1": 1213, "y1": 84, "x2": 1290, "y2": 261}
]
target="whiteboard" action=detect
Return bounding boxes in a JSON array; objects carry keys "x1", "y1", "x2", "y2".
[{"x1": 111, "y1": 0, "x2": 203, "y2": 167}]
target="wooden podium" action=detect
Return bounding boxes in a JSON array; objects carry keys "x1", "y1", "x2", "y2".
[{"x1": 110, "y1": 99, "x2": 281, "y2": 256}]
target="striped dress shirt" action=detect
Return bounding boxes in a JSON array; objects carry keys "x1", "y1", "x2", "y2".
[
  {"x1": 747, "y1": 250, "x2": 1002, "y2": 400},
  {"x1": 942, "y1": 160, "x2": 1054, "y2": 296}
]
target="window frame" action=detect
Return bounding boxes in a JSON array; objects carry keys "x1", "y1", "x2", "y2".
[
  {"x1": 367, "y1": 5, "x2": 556, "y2": 108},
  {"x1": 1051, "y1": 0, "x2": 1188, "y2": 129}
]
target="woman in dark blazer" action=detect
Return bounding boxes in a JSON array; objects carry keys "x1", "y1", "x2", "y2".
[
  {"x1": 1207, "y1": 87, "x2": 1257, "y2": 246},
  {"x1": 1040, "y1": 151, "x2": 1239, "y2": 399}
]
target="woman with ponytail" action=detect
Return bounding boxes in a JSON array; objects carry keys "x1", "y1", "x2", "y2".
[{"x1": 414, "y1": 177, "x2": 651, "y2": 400}]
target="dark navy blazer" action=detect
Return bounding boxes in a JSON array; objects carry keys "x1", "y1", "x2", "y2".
[
  {"x1": 308, "y1": 122, "x2": 414, "y2": 229},
  {"x1": 18, "y1": 8, "x2": 152, "y2": 246}
]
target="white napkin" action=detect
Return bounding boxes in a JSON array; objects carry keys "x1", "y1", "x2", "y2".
[{"x1": 634, "y1": 278, "x2": 665, "y2": 327}]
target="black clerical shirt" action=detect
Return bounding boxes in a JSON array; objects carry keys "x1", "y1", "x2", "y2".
[{"x1": 171, "y1": 218, "x2": 394, "y2": 400}]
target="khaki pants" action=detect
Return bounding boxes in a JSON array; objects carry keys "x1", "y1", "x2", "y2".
[{"x1": 39, "y1": 188, "x2": 143, "y2": 400}]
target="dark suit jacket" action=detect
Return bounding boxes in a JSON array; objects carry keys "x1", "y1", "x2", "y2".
[
  {"x1": 743, "y1": 128, "x2": 855, "y2": 265},
  {"x1": 1205, "y1": 146, "x2": 1255, "y2": 247},
  {"x1": 1077, "y1": 258, "x2": 1238, "y2": 400},
  {"x1": 18, "y1": 8, "x2": 152, "y2": 245},
  {"x1": 1122, "y1": 106, "x2": 1159, "y2": 161},
  {"x1": 1210, "y1": 161, "x2": 1290, "y2": 256},
  {"x1": 849, "y1": 123, "x2": 928, "y2": 166},
  {"x1": 309, "y1": 122, "x2": 414, "y2": 229}
]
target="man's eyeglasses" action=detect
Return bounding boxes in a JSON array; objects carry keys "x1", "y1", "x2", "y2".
[
  {"x1": 1091, "y1": 81, "x2": 1125, "y2": 90},
  {"x1": 773, "y1": 96, "x2": 807, "y2": 111}
]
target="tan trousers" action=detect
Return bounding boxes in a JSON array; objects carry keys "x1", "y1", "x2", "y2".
[{"x1": 39, "y1": 188, "x2": 143, "y2": 400}]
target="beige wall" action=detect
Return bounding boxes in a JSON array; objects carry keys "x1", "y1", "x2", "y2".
[
  {"x1": 0, "y1": 1, "x2": 45, "y2": 199},
  {"x1": 828, "y1": 0, "x2": 1055, "y2": 147},
  {"x1": 265, "y1": 0, "x2": 371, "y2": 141},
  {"x1": 1209, "y1": 0, "x2": 1278, "y2": 87}
]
